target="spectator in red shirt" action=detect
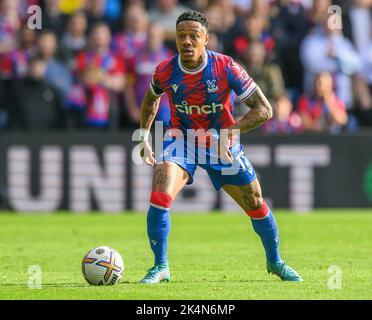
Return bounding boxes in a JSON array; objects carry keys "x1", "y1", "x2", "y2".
[
  {"x1": 225, "y1": 11, "x2": 275, "y2": 61},
  {"x1": 70, "y1": 22, "x2": 126, "y2": 129},
  {"x1": 123, "y1": 23, "x2": 173, "y2": 126},
  {"x1": 111, "y1": 4, "x2": 149, "y2": 69},
  {"x1": 262, "y1": 94, "x2": 302, "y2": 134},
  {"x1": 0, "y1": 0, "x2": 21, "y2": 79},
  {"x1": 297, "y1": 72, "x2": 348, "y2": 133}
]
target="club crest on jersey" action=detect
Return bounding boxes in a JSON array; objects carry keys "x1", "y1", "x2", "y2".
[{"x1": 207, "y1": 80, "x2": 218, "y2": 93}]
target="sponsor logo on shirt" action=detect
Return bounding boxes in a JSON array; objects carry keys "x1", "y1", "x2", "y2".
[{"x1": 175, "y1": 100, "x2": 224, "y2": 115}]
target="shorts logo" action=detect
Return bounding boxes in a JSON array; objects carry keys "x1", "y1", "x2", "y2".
[
  {"x1": 237, "y1": 151, "x2": 252, "y2": 174},
  {"x1": 175, "y1": 100, "x2": 223, "y2": 115},
  {"x1": 207, "y1": 80, "x2": 218, "y2": 93}
]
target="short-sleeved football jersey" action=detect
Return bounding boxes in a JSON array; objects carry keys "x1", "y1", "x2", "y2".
[{"x1": 150, "y1": 50, "x2": 257, "y2": 133}]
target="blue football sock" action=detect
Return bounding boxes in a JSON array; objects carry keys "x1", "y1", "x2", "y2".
[
  {"x1": 251, "y1": 210, "x2": 282, "y2": 264},
  {"x1": 147, "y1": 205, "x2": 170, "y2": 265}
]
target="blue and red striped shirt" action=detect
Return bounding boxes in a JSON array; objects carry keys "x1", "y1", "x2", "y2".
[{"x1": 150, "y1": 50, "x2": 257, "y2": 134}]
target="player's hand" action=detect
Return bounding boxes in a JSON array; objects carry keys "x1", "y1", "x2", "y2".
[
  {"x1": 218, "y1": 133, "x2": 234, "y2": 164},
  {"x1": 140, "y1": 141, "x2": 156, "y2": 166},
  {"x1": 219, "y1": 144, "x2": 234, "y2": 164}
]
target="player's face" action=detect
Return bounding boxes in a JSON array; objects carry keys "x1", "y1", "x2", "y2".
[{"x1": 176, "y1": 21, "x2": 208, "y2": 65}]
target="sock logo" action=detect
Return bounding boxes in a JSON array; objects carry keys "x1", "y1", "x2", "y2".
[{"x1": 151, "y1": 239, "x2": 157, "y2": 246}]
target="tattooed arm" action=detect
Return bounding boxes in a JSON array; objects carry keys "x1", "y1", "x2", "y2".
[
  {"x1": 139, "y1": 88, "x2": 161, "y2": 166},
  {"x1": 217, "y1": 86, "x2": 272, "y2": 164},
  {"x1": 229, "y1": 86, "x2": 273, "y2": 134},
  {"x1": 140, "y1": 88, "x2": 161, "y2": 131}
]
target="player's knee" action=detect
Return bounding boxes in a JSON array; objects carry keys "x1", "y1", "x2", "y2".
[
  {"x1": 245, "y1": 196, "x2": 269, "y2": 219},
  {"x1": 243, "y1": 191, "x2": 263, "y2": 210},
  {"x1": 150, "y1": 191, "x2": 173, "y2": 210}
]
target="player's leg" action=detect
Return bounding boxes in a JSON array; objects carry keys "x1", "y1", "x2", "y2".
[
  {"x1": 223, "y1": 179, "x2": 281, "y2": 264},
  {"x1": 140, "y1": 161, "x2": 190, "y2": 284},
  {"x1": 223, "y1": 179, "x2": 303, "y2": 281},
  {"x1": 147, "y1": 160, "x2": 189, "y2": 264}
]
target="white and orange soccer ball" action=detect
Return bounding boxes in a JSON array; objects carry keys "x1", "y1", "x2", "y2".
[{"x1": 81, "y1": 246, "x2": 124, "y2": 286}]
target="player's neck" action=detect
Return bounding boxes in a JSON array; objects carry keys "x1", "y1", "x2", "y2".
[{"x1": 180, "y1": 52, "x2": 206, "y2": 71}]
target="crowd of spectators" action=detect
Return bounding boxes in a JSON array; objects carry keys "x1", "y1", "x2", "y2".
[{"x1": 0, "y1": 0, "x2": 371, "y2": 134}]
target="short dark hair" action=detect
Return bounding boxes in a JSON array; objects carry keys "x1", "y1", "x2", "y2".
[
  {"x1": 176, "y1": 10, "x2": 208, "y2": 30},
  {"x1": 90, "y1": 21, "x2": 111, "y2": 35}
]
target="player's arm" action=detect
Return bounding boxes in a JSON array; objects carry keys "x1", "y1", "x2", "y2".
[
  {"x1": 229, "y1": 86, "x2": 273, "y2": 134},
  {"x1": 140, "y1": 88, "x2": 161, "y2": 131},
  {"x1": 139, "y1": 88, "x2": 162, "y2": 165},
  {"x1": 225, "y1": 59, "x2": 273, "y2": 136},
  {"x1": 218, "y1": 87, "x2": 272, "y2": 164}
]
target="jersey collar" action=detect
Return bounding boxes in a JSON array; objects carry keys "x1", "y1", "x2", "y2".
[{"x1": 178, "y1": 50, "x2": 208, "y2": 74}]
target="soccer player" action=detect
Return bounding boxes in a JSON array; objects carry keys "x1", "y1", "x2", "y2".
[{"x1": 138, "y1": 11, "x2": 303, "y2": 283}]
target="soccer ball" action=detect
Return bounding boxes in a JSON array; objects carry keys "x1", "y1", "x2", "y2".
[{"x1": 81, "y1": 246, "x2": 124, "y2": 286}]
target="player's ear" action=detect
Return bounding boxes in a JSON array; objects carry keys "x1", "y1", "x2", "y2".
[{"x1": 204, "y1": 32, "x2": 209, "y2": 46}]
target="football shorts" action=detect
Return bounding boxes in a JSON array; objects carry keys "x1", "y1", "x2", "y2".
[{"x1": 156, "y1": 136, "x2": 257, "y2": 190}]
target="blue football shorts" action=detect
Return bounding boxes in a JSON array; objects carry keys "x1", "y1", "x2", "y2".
[{"x1": 156, "y1": 136, "x2": 257, "y2": 190}]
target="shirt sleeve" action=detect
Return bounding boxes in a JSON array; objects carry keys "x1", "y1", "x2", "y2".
[
  {"x1": 149, "y1": 65, "x2": 165, "y2": 97},
  {"x1": 226, "y1": 58, "x2": 257, "y2": 101}
]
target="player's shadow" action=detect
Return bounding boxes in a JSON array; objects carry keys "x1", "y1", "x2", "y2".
[
  {"x1": 174, "y1": 279, "x2": 272, "y2": 284},
  {"x1": 1, "y1": 280, "x2": 270, "y2": 288},
  {"x1": 125, "y1": 279, "x2": 272, "y2": 284},
  {"x1": 40, "y1": 283, "x2": 91, "y2": 288},
  {"x1": 43, "y1": 280, "x2": 131, "y2": 287},
  {"x1": 0, "y1": 283, "x2": 90, "y2": 288},
  {"x1": 1, "y1": 280, "x2": 133, "y2": 288}
]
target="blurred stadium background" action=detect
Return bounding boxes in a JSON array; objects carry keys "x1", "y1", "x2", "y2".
[{"x1": 0, "y1": 0, "x2": 371, "y2": 214}]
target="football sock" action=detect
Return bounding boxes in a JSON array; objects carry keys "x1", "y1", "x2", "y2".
[
  {"x1": 147, "y1": 192, "x2": 172, "y2": 266},
  {"x1": 246, "y1": 202, "x2": 282, "y2": 264}
]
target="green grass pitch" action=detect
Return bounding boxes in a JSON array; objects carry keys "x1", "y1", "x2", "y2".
[{"x1": 0, "y1": 210, "x2": 371, "y2": 300}]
